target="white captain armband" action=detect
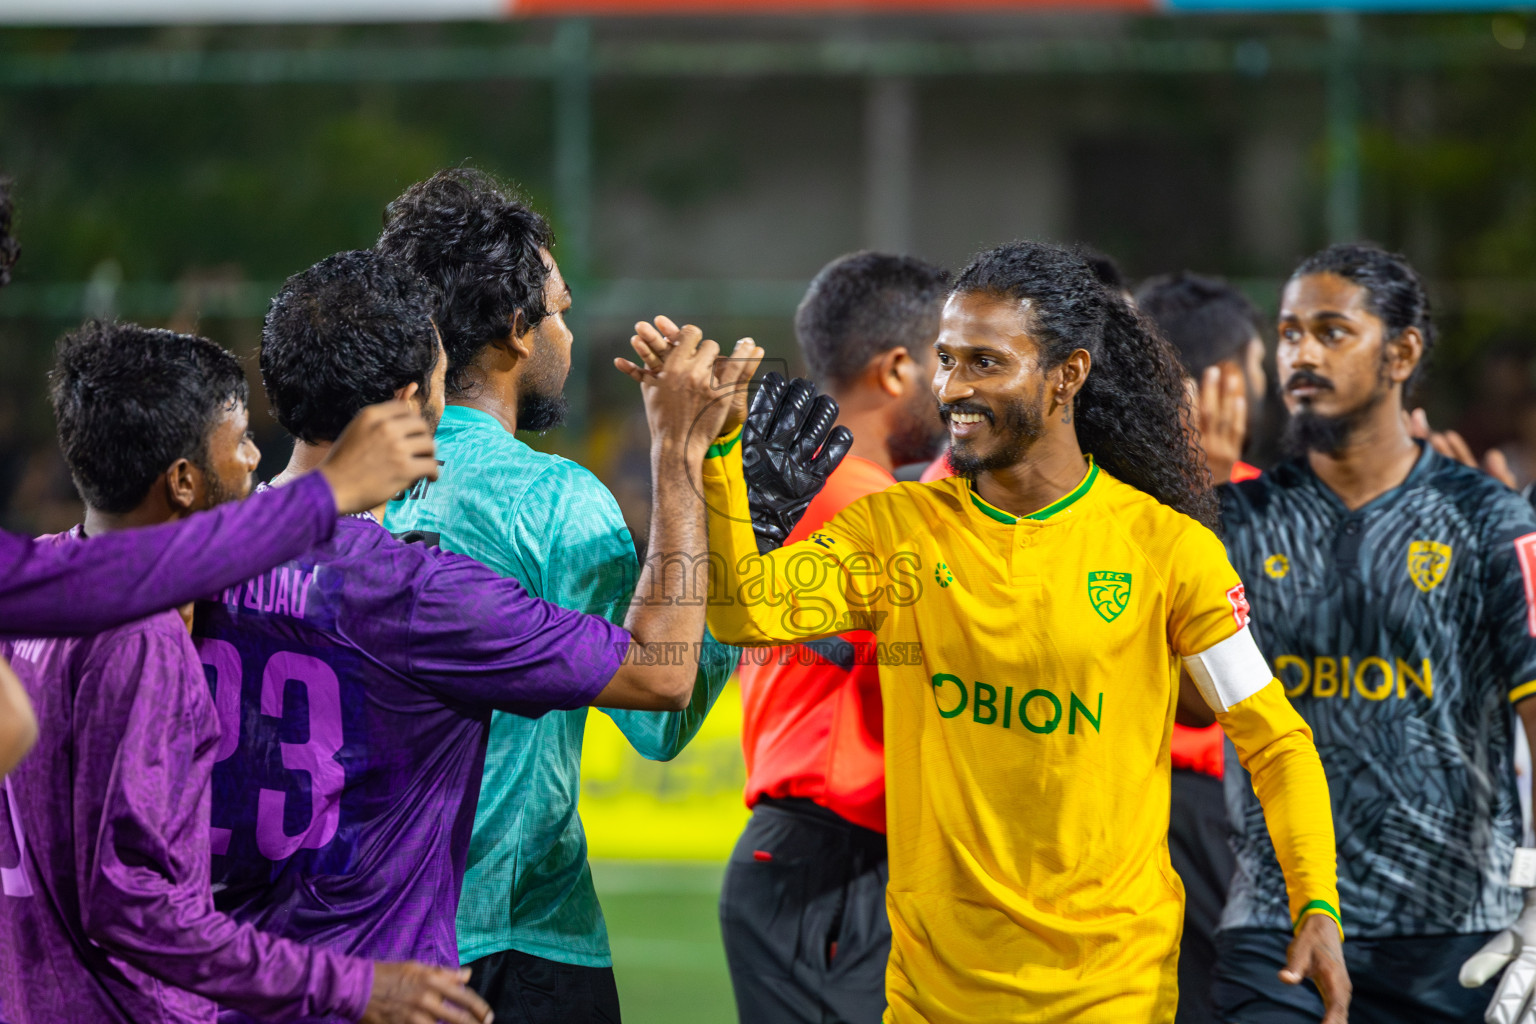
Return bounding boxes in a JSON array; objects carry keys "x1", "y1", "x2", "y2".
[
  {"x1": 1511, "y1": 848, "x2": 1536, "y2": 888},
  {"x1": 1182, "y1": 625, "x2": 1274, "y2": 714}
]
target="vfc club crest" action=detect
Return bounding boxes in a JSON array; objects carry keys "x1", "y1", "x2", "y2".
[
  {"x1": 1407, "y1": 540, "x2": 1453, "y2": 593},
  {"x1": 1088, "y1": 571, "x2": 1133, "y2": 623}
]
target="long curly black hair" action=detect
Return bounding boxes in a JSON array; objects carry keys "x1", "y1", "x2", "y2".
[
  {"x1": 0, "y1": 177, "x2": 19, "y2": 289},
  {"x1": 953, "y1": 240, "x2": 1217, "y2": 530}
]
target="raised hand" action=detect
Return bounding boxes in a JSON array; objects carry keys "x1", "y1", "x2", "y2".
[
  {"x1": 1408, "y1": 408, "x2": 1518, "y2": 491},
  {"x1": 317, "y1": 400, "x2": 439, "y2": 515},
  {"x1": 361, "y1": 962, "x2": 492, "y2": 1024},
  {"x1": 742, "y1": 372, "x2": 853, "y2": 554},
  {"x1": 1281, "y1": 914, "x2": 1351, "y2": 1024},
  {"x1": 616, "y1": 316, "x2": 763, "y2": 457},
  {"x1": 1196, "y1": 363, "x2": 1247, "y2": 485}
]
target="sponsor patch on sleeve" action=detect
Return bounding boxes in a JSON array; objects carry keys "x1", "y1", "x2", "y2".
[
  {"x1": 1517, "y1": 533, "x2": 1536, "y2": 637},
  {"x1": 1226, "y1": 583, "x2": 1250, "y2": 630}
]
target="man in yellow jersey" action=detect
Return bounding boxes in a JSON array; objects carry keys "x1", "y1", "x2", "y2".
[{"x1": 627, "y1": 241, "x2": 1349, "y2": 1023}]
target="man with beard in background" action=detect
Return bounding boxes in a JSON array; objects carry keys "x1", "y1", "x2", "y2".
[
  {"x1": 1213, "y1": 244, "x2": 1536, "y2": 1024},
  {"x1": 719, "y1": 251, "x2": 948, "y2": 1024}
]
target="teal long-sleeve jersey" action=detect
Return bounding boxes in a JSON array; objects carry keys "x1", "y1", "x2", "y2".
[{"x1": 385, "y1": 404, "x2": 739, "y2": 967}]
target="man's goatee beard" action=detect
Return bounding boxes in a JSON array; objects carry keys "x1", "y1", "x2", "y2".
[
  {"x1": 1281, "y1": 389, "x2": 1385, "y2": 458},
  {"x1": 519, "y1": 390, "x2": 569, "y2": 433},
  {"x1": 948, "y1": 396, "x2": 1046, "y2": 479}
]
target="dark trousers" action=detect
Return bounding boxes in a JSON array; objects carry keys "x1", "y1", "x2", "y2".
[
  {"x1": 465, "y1": 947, "x2": 622, "y2": 1024},
  {"x1": 1212, "y1": 927, "x2": 1498, "y2": 1023},
  {"x1": 1170, "y1": 768, "x2": 1237, "y2": 1024},
  {"x1": 719, "y1": 798, "x2": 890, "y2": 1024}
]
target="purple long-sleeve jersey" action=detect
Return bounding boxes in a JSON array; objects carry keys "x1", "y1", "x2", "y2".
[
  {"x1": 193, "y1": 511, "x2": 628, "y2": 1021},
  {"x1": 0, "y1": 472, "x2": 337, "y2": 637},
  {"x1": 0, "y1": 531, "x2": 374, "y2": 1024}
]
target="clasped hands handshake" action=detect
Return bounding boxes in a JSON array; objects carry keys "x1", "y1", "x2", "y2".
[{"x1": 616, "y1": 316, "x2": 852, "y2": 554}]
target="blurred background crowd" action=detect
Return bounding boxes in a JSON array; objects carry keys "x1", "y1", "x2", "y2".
[{"x1": 4, "y1": 12, "x2": 1536, "y2": 538}]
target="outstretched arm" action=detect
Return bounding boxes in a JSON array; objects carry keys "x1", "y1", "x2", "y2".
[
  {"x1": 606, "y1": 631, "x2": 738, "y2": 761},
  {"x1": 623, "y1": 333, "x2": 859, "y2": 648},
  {"x1": 597, "y1": 326, "x2": 760, "y2": 711},
  {"x1": 2, "y1": 400, "x2": 437, "y2": 638},
  {"x1": 513, "y1": 458, "x2": 739, "y2": 760},
  {"x1": 702, "y1": 425, "x2": 875, "y2": 647},
  {"x1": 0, "y1": 474, "x2": 334, "y2": 638},
  {"x1": 401, "y1": 330, "x2": 757, "y2": 717}
]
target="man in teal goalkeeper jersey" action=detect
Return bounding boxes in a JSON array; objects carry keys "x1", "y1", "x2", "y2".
[{"x1": 379, "y1": 168, "x2": 738, "y2": 1022}]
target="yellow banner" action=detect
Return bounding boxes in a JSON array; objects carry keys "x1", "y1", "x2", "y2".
[{"x1": 579, "y1": 679, "x2": 750, "y2": 861}]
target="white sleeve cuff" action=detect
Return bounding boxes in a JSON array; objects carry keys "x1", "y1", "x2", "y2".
[{"x1": 1182, "y1": 624, "x2": 1273, "y2": 713}]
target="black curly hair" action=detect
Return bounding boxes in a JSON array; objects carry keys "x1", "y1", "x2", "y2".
[
  {"x1": 50, "y1": 320, "x2": 248, "y2": 514},
  {"x1": 953, "y1": 241, "x2": 1217, "y2": 529},
  {"x1": 1291, "y1": 243, "x2": 1433, "y2": 395},
  {"x1": 0, "y1": 177, "x2": 20, "y2": 289},
  {"x1": 261, "y1": 249, "x2": 439, "y2": 444},
  {"x1": 377, "y1": 168, "x2": 556, "y2": 397}
]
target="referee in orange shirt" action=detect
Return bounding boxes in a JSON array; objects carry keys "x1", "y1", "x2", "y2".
[{"x1": 719, "y1": 251, "x2": 948, "y2": 1024}]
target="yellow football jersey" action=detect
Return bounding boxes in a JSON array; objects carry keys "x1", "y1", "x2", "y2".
[{"x1": 702, "y1": 429, "x2": 1339, "y2": 1023}]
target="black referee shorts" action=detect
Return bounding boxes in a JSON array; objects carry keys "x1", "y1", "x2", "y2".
[
  {"x1": 1212, "y1": 927, "x2": 1498, "y2": 1024},
  {"x1": 1169, "y1": 767, "x2": 1235, "y2": 1024},
  {"x1": 719, "y1": 797, "x2": 890, "y2": 1024}
]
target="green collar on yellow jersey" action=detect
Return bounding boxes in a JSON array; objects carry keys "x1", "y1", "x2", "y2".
[
  {"x1": 967, "y1": 457, "x2": 1099, "y2": 525},
  {"x1": 705, "y1": 425, "x2": 743, "y2": 459}
]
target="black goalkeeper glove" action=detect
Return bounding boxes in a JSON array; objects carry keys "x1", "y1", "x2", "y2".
[{"x1": 741, "y1": 372, "x2": 854, "y2": 554}]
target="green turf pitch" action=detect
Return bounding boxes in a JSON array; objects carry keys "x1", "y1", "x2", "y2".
[{"x1": 591, "y1": 860, "x2": 737, "y2": 1023}]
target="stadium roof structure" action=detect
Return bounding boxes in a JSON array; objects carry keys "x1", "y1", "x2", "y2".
[{"x1": 0, "y1": 0, "x2": 1531, "y2": 23}]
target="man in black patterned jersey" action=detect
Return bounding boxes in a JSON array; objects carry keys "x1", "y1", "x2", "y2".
[{"x1": 1212, "y1": 244, "x2": 1536, "y2": 1024}]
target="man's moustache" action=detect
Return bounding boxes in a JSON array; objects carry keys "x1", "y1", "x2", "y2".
[
  {"x1": 939, "y1": 403, "x2": 993, "y2": 422},
  {"x1": 1284, "y1": 373, "x2": 1334, "y2": 392}
]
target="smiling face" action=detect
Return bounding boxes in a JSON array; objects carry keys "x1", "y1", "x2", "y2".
[
  {"x1": 932, "y1": 290, "x2": 1054, "y2": 476},
  {"x1": 1276, "y1": 271, "x2": 1419, "y2": 453}
]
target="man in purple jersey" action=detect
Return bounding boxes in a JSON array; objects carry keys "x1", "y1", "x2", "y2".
[
  {"x1": 196, "y1": 250, "x2": 758, "y2": 1012},
  {"x1": 0, "y1": 175, "x2": 437, "y2": 778},
  {"x1": 0, "y1": 405, "x2": 437, "y2": 781},
  {"x1": 0, "y1": 321, "x2": 491, "y2": 1024}
]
